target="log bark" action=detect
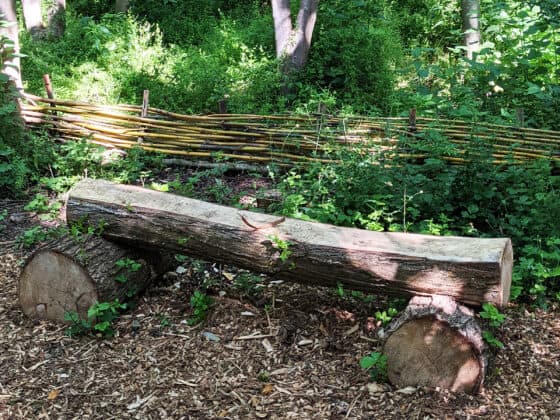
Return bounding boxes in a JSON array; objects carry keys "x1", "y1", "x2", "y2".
[
  {"x1": 379, "y1": 295, "x2": 487, "y2": 394},
  {"x1": 66, "y1": 179, "x2": 513, "y2": 308},
  {"x1": 18, "y1": 234, "x2": 173, "y2": 322}
]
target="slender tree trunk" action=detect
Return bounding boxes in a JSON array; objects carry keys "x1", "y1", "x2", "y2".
[
  {"x1": 47, "y1": 0, "x2": 66, "y2": 39},
  {"x1": 22, "y1": 0, "x2": 45, "y2": 38},
  {"x1": 461, "y1": 0, "x2": 481, "y2": 60},
  {"x1": 271, "y1": 0, "x2": 319, "y2": 73},
  {"x1": 115, "y1": 0, "x2": 130, "y2": 13},
  {"x1": 0, "y1": 0, "x2": 22, "y2": 90}
]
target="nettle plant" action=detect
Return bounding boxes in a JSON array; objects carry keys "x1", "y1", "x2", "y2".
[
  {"x1": 479, "y1": 303, "x2": 506, "y2": 349},
  {"x1": 65, "y1": 299, "x2": 127, "y2": 338}
]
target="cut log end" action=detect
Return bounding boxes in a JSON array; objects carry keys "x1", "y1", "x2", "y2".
[
  {"x1": 381, "y1": 296, "x2": 486, "y2": 394},
  {"x1": 383, "y1": 316, "x2": 482, "y2": 393},
  {"x1": 19, "y1": 250, "x2": 98, "y2": 321},
  {"x1": 18, "y1": 234, "x2": 174, "y2": 323}
]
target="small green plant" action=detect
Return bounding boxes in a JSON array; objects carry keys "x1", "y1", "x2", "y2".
[
  {"x1": 24, "y1": 193, "x2": 50, "y2": 213},
  {"x1": 188, "y1": 290, "x2": 214, "y2": 326},
  {"x1": 375, "y1": 307, "x2": 398, "y2": 326},
  {"x1": 479, "y1": 303, "x2": 506, "y2": 328},
  {"x1": 233, "y1": 272, "x2": 264, "y2": 298},
  {"x1": 24, "y1": 193, "x2": 62, "y2": 221},
  {"x1": 482, "y1": 330, "x2": 504, "y2": 349},
  {"x1": 336, "y1": 282, "x2": 345, "y2": 298},
  {"x1": 177, "y1": 237, "x2": 191, "y2": 246},
  {"x1": 16, "y1": 226, "x2": 62, "y2": 248},
  {"x1": 114, "y1": 258, "x2": 142, "y2": 283},
  {"x1": 268, "y1": 234, "x2": 292, "y2": 262},
  {"x1": 0, "y1": 209, "x2": 7, "y2": 232},
  {"x1": 360, "y1": 352, "x2": 388, "y2": 382},
  {"x1": 257, "y1": 370, "x2": 270, "y2": 382},
  {"x1": 158, "y1": 313, "x2": 171, "y2": 328},
  {"x1": 65, "y1": 299, "x2": 127, "y2": 338},
  {"x1": 479, "y1": 303, "x2": 506, "y2": 349}
]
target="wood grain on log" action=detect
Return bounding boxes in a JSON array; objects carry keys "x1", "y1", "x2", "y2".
[
  {"x1": 18, "y1": 234, "x2": 171, "y2": 322},
  {"x1": 380, "y1": 295, "x2": 487, "y2": 394},
  {"x1": 66, "y1": 179, "x2": 513, "y2": 307}
]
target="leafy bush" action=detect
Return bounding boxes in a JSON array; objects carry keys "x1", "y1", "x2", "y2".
[
  {"x1": 300, "y1": 0, "x2": 403, "y2": 114},
  {"x1": 278, "y1": 131, "x2": 560, "y2": 300}
]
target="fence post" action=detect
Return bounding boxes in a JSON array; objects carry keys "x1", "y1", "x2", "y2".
[{"x1": 138, "y1": 89, "x2": 149, "y2": 144}]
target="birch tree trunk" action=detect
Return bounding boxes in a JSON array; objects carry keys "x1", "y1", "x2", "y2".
[
  {"x1": 0, "y1": 0, "x2": 22, "y2": 89},
  {"x1": 47, "y1": 0, "x2": 66, "y2": 39},
  {"x1": 271, "y1": 0, "x2": 319, "y2": 74},
  {"x1": 461, "y1": 0, "x2": 481, "y2": 60},
  {"x1": 22, "y1": 0, "x2": 45, "y2": 38},
  {"x1": 115, "y1": 0, "x2": 130, "y2": 13}
]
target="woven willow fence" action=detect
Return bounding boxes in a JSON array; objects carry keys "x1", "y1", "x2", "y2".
[{"x1": 20, "y1": 94, "x2": 560, "y2": 168}]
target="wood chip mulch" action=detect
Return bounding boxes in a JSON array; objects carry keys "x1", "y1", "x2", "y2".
[{"x1": 0, "y1": 199, "x2": 559, "y2": 419}]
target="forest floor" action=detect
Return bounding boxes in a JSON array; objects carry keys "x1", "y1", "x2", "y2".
[{"x1": 0, "y1": 173, "x2": 559, "y2": 419}]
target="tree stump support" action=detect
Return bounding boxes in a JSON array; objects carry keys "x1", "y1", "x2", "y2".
[
  {"x1": 19, "y1": 234, "x2": 173, "y2": 322},
  {"x1": 379, "y1": 295, "x2": 488, "y2": 393}
]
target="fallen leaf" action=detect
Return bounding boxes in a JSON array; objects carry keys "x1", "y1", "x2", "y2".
[
  {"x1": 333, "y1": 309, "x2": 355, "y2": 322},
  {"x1": 262, "y1": 338, "x2": 273, "y2": 353},
  {"x1": 222, "y1": 271, "x2": 235, "y2": 281},
  {"x1": 47, "y1": 389, "x2": 60, "y2": 400},
  {"x1": 297, "y1": 339, "x2": 313, "y2": 346},
  {"x1": 367, "y1": 382, "x2": 386, "y2": 394},
  {"x1": 218, "y1": 409, "x2": 229, "y2": 417},
  {"x1": 261, "y1": 383, "x2": 274, "y2": 395},
  {"x1": 396, "y1": 386, "x2": 417, "y2": 395}
]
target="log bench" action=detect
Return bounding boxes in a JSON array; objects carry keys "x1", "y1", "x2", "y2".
[{"x1": 18, "y1": 179, "x2": 513, "y2": 394}]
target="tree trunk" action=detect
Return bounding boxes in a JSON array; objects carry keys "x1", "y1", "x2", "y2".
[
  {"x1": 271, "y1": 0, "x2": 319, "y2": 74},
  {"x1": 461, "y1": 0, "x2": 481, "y2": 60},
  {"x1": 0, "y1": 0, "x2": 22, "y2": 89},
  {"x1": 115, "y1": 0, "x2": 130, "y2": 13},
  {"x1": 379, "y1": 295, "x2": 488, "y2": 394},
  {"x1": 66, "y1": 179, "x2": 513, "y2": 308},
  {"x1": 47, "y1": 0, "x2": 66, "y2": 39},
  {"x1": 19, "y1": 234, "x2": 173, "y2": 322},
  {"x1": 21, "y1": 0, "x2": 45, "y2": 39}
]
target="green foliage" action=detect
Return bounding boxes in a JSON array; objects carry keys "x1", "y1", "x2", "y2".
[
  {"x1": 114, "y1": 258, "x2": 142, "y2": 283},
  {"x1": 300, "y1": 0, "x2": 403, "y2": 113},
  {"x1": 65, "y1": 299, "x2": 127, "y2": 338},
  {"x1": 360, "y1": 352, "x2": 388, "y2": 382},
  {"x1": 513, "y1": 238, "x2": 560, "y2": 306},
  {"x1": 24, "y1": 193, "x2": 62, "y2": 220},
  {"x1": 278, "y1": 134, "x2": 560, "y2": 300},
  {"x1": 267, "y1": 234, "x2": 292, "y2": 263},
  {"x1": 0, "y1": 209, "x2": 7, "y2": 232},
  {"x1": 16, "y1": 226, "x2": 63, "y2": 248},
  {"x1": 233, "y1": 272, "x2": 264, "y2": 298},
  {"x1": 482, "y1": 330, "x2": 504, "y2": 349},
  {"x1": 188, "y1": 290, "x2": 214, "y2": 326},
  {"x1": 375, "y1": 308, "x2": 399, "y2": 326},
  {"x1": 479, "y1": 303, "x2": 506, "y2": 328},
  {"x1": 479, "y1": 303, "x2": 506, "y2": 349}
]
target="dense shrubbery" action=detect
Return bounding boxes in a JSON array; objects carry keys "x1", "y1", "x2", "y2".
[{"x1": 277, "y1": 134, "x2": 560, "y2": 303}]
